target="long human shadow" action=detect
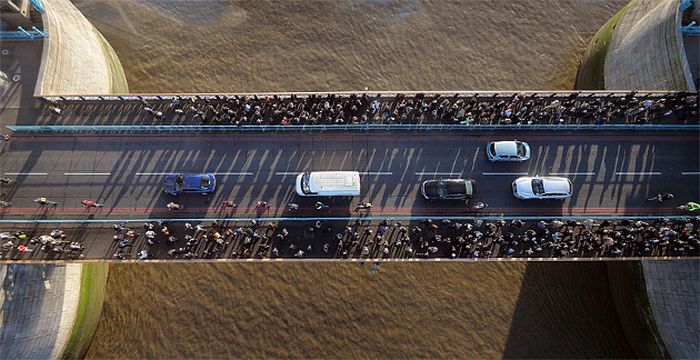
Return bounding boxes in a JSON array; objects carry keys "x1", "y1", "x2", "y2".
[{"x1": 501, "y1": 262, "x2": 635, "y2": 358}]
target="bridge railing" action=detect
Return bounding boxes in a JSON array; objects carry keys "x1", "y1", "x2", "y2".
[
  {"x1": 6, "y1": 123, "x2": 700, "y2": 133},
  {"x1": 0, "y1": 26, "x2": 47, "y2": 41},
  {"x1": 37, "y1": 91, "x2": 690, "y2": 102}
]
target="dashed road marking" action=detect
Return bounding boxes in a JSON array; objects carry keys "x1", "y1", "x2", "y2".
[
  {"x1": 615, "y1": 172, "x2": 662, "y2": 176},
  {"x1": 136, "y1": 172, "x2": 253, "y2": 176},
  {"x1": 360, "y1": 171, "x2": 393, "y2": 175},
  {"x1": 549, "y1": 172, "x2": 596, "y2": 176},
  {"x1": 4, "y1": 172, "x2": 47, "y2": 176},
  {"x1": 415, "y1": 172, "x2": 462, "y2": 176},
  {"x1": 681, "y1": 171, "x2": 700, "y2": 175},
  {"x1": 64, "y1": 172, "x2": 111, "y2": 176},
  {"x1": 212, "y1": 172, "x2": 254, "y2": 176},
  {"x1": 275, "y1": 171, "x2": 391, "y2": 175},
  {"x1": 482, "y1": 172, "x2": 528, "y2": 176}
]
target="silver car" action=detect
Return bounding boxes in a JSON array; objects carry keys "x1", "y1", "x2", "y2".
[
  {"x1": 487, "y1": 140, "x2": 531, "y2": 161},
  {"x1": 512, "y1": 176, "x2": 572, "y2": 200}
]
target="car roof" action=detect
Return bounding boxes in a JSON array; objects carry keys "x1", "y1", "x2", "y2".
[
  {"x1": 493, "y1": 141, "x2": 519, "y2": 156},
  {"x1": 168, "y1": 173, "x2": 214, "y2": 190},
  {"x1": 541, "y1": 178, "x2": 571, "y2": 193}
]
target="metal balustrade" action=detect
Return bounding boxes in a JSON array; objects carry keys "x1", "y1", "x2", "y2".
[
  {"x1": 6, "y1": 124, "x2": 700, "y2": 133},
  {"x1": 0, "y1": 26, "x2": 47, "y2": 41}
]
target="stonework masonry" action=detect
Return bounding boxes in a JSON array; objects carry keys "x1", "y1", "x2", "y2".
[
  {"x1": 642, "y1": 260, "x2": 700, "y2": 359},
  {"x1": 605, "y1": 0, "x2": 695, "y2": 90}
]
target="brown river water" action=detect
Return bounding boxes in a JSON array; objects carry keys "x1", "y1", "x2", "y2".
[{"x1": 72, "y1": 0, "x2": 634, "y2": 358}]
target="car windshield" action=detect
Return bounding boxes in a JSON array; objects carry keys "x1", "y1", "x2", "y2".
[
  {"x1": 200, "y1": 176, "x2": 210, "y2": 189},
  {"x1": 438, "y1": 181, "x2": 449, "y2": 197},
  {"x1": 301, "y1": 173, "x2": 312, "y2": 194},
  {"x1": 532, "y1": 179, "x2": 545, "y2": 195},
  {"x1": 517, "y1": 142, "x2": 526, "y2": 156},
  {"x1": 174, "y1": 175, "x2": 183, "y2": 192},
  {"x1": 489, "y1": 143, "x2": 496, "y2": 156}
]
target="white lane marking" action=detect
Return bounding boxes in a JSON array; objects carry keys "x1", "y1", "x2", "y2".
[
  {"x1": 360, "y1": 171, "x2": 393, "y2": 175},
  {"x1": 681, "y1": 171, "x2": 700, "y2": 175},
  {"x1": 275, "y1": 171, "x2": 391, "y2": 175},
  {"x1": 482, "y1": 172, "x2": 528, "y2": 176},
  {"x1": 4, "y1": 172, "x2": 47, "y2": 176},
  {"x1": 64, "y1": 172, "x2": 111, "y2": 176},
  {"x1": 415, "y1": 172, "x2": 462, "y2": 176},
  {"x1": 135, "y1": 172, "x2": 253, "y2": 176},
  {"x1": 549, "y1": 172, "x2": 596, "y2": 176},
  {"x1": 615, "y1": 172, "x2": 662, "y2": 176}
]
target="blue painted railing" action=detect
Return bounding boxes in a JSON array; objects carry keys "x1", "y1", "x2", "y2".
[
  {"x1": 0, "y1": 26, "x2": 46, "y2": 41},
  {"x1": 6, "y1": 124, "x2": 700, "y2": 133},
  {"x1": 0, "y1": 214, "x2": 696, "y2": 224},
  {"x1": 681, "y1": 21, "x2": 700, "y2": 35},
  {"x1": 29, "y1": 0, "x2": 45, "y2": 14}
]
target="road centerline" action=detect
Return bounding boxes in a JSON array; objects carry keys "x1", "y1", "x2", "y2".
[
  {"x1": 3, "y1": 172, "x2": 48, "y2": 176},
  {"x1": 615, "y1": 171, "x2": 662, "y2": 176},
  {"x1": 549, "y1": 172, "x2": 596, "y2": 176},
  {"x1": 482, "y1": 172, "x2": 528, "y2": 176},
  {"x1": 415, "y1": 172, "x2": 462, "y2": 176},
  {"x1": 64, "y1": 172, "x2": 111, "y2": 176}
]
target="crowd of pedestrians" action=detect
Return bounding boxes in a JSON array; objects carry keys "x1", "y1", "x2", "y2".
[
  {"x1": 1, "y1": 216, "x2": 698, "y2": 260},
  {"x1": 100, "y1": 216, "x2": 700, "y2": 261},
  {"x1": 127, "y1": 92, "x2": 699, "y2": 126},
  {"x1": 0, "y1": 229, "x2": 84, "y2": 260}
]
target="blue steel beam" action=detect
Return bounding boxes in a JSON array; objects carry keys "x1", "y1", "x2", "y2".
[{"x1": 0, "y1": 215, "x2": 696, "y2": 224}]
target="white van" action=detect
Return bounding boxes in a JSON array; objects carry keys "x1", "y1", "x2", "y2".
[{"x1": 295, "y1": 171, "x2": 361, "y2": 197}]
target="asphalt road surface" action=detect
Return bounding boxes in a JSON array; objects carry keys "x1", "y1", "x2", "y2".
[{"x1": 0, "y1": 131, "x2": 698, "y2": 221}]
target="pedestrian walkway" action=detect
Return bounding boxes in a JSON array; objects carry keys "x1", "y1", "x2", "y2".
[{"x1": 0, "y1": 264, "x2": 81, "y2": 359}]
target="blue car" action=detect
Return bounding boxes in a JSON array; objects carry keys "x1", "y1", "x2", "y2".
[{"x1": 163, "y1": 173, "x2": 216, "y2": 196}]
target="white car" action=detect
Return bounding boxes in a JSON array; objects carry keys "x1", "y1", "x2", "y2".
[
  {"x1": 487, "y1": 140, "x2": 531, "y2": 161},
  {"x1": 512, "y1": 176, "x2": 572, "y2": 199}
]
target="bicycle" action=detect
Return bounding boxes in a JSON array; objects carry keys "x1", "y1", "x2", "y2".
[
  {"x1": 471, "y1": 201, "x2": 489, "y2": 210},
  {"x1": 647, "y1": 193, "x2": 674, "y2": 202},
  {"x1": 34, "y1": 197, "x2": 58, "y2": 206},
  {"x1": 255, "y1": 201, "x2": 270, "y2": 209},
  {"x1": 0, "y1": 201, "x2": 11, "y2": 208},
  {"x1": 677, "y1": 202, "x2": 700, "y2": 212},
  {"x1": 0, "y1": 178, "x2": 15, "y2": 185},
  {"x1": 356, "y1": 202, "x2": 373, "y2": 210},
  {"x1": 167, "y1": 202, "x2": 183, "y2": 211},
  {"x1": 314, "y1": 202, "x2": 329, "y2": 211},
  {"x1": 81, "y1": 200, "x2": 104, "y2": 208}
]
